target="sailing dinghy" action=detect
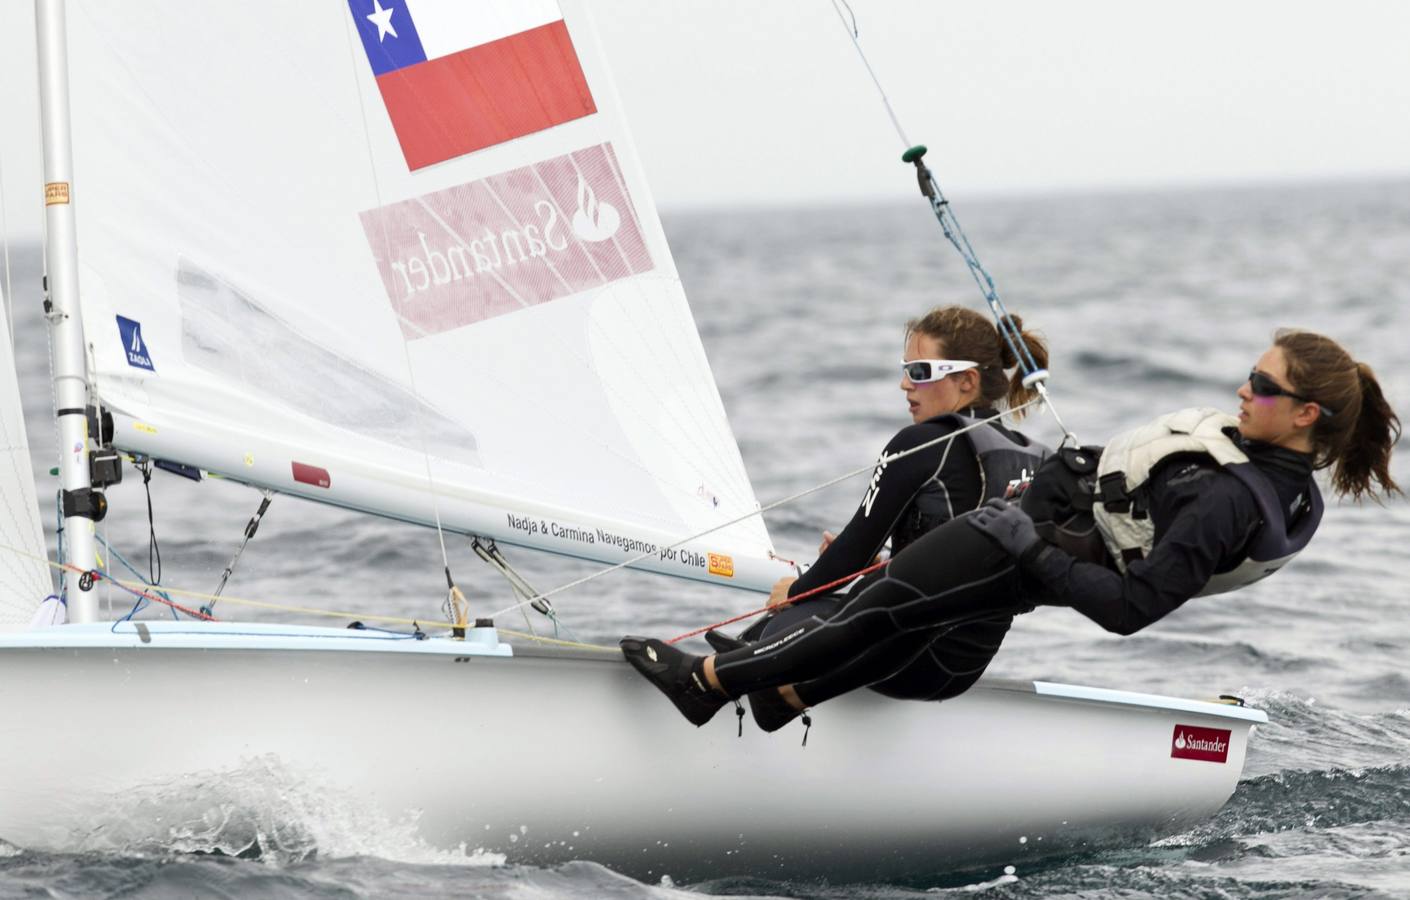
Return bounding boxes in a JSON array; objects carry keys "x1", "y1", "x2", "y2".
[{"x1": 0, "y1": 0, "x2": 1266, "y2": 882}]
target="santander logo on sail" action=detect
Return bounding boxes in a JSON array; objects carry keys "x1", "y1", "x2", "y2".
[
  {"x1": 360, "y1": 142, "x2": 653, "y2": 339},
  {"x1": 571, "y1": 177, "x2": 620, "y2": 242}
]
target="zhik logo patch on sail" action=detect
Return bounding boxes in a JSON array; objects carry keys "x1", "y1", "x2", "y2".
[
  {"x1": 1170, "y1": 724, "x2": 1231, "y2": 763},
  {"x1": 115, "y1": 316, "x2": 155, "y2": 371}
]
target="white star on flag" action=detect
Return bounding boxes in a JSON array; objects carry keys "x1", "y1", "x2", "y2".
[{"x1": 366, "y1": 0, "x2": 398, "y2": 42}]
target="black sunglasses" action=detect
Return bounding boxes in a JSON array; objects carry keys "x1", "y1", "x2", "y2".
[{"x1": 1247, "y1": 370, "x2": 1336, "y2": 419}]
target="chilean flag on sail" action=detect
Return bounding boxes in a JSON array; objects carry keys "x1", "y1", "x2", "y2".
[{"x1": 348, "y1": 0, "x2": 597, "y2": 170}]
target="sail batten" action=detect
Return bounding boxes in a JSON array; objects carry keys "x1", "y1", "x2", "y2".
[{"x1": 64, "y1": 0, "x2": 789, "y2": 592}]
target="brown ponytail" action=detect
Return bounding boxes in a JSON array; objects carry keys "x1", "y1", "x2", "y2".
[
  {"x1": 904, "y1": 306, "x2": 1049, "y2": 421},
  {"x1": 1275, "y1": 329, "x2": 1401, "y2": 501},
  {"x1": 995, "y1": 313, "x2": 1050, "y2": 415}
]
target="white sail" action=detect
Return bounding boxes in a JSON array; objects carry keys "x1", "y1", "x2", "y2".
[
  {"x1": 0, "y1": 308, "x2": 53, "y2": 624},
  {"x1": 61, "y1": 0, "x2": 789, "y2": 590}
]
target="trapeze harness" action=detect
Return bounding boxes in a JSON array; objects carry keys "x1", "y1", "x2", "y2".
[
  {"x1": 734, "y1": 413, "x2": 1048, "y2": 704},
  {"x1": 891, "y1": 412, "x2": 1050, "y2": 552},
  {"x1": 1089, "y1": 407, "x2": 1323, "y2": 595},
  {"x1": 759, "y1": 409, "x2": 1049, "y2": 633}
]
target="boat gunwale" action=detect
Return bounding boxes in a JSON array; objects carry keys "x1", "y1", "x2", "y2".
[{"x1": 0, "y1": 621, "x2": 1268, "y2": 723}]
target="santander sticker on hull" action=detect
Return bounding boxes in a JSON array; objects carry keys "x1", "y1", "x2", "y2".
[
  {"x1": 360, "y1": 142, "x2": 654, "y2": 339},
  {"x1": 1170, "y1": 724, "x2": 1232, "y2": 763}
]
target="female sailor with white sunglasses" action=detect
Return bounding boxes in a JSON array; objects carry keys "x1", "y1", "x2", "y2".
[{"x1": 701, "y1": 304, "x2": 1051, "y2": 730}]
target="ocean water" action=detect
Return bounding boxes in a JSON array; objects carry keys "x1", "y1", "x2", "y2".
[{"x1": 3, "y1": 177, "x2": 1410, "y2": 898}]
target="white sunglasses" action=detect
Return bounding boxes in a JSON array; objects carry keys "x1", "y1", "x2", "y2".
[{"x1": 900, "y1": 359, "x2": 979, "y2": 383}]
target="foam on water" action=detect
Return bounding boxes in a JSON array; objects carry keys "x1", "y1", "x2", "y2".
[{"x1": 48, "y1": 755, "x2": 504, "y2": 869}]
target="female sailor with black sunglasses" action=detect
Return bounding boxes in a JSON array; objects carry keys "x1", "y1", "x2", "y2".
[
  {"x1": 702, "y1": 305, "x2": 1051, "y2": 730},
  {"x1": 622, "y1": 329, "x2": 1401, "y2": 730}
]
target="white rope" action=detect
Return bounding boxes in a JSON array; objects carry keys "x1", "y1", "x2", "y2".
[
  {"x1": 829, "y1": 0, "x2": 910, "y2": 150},
  {"x1": 487, "y1": 397, "x2": 1045, "y2": 619}
]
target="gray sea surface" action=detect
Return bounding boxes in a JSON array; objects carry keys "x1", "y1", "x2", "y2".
[{"x1": 3, "y1": 177, "x2": 1410, "y2": 897}]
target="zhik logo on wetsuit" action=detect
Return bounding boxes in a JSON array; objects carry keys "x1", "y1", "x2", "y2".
[
  {"x1": 862, "y1": 454, "x2": 891, "y2": 517},
  {"x1": 115, "y1": 315, "x2": 155, "y2": 371}
]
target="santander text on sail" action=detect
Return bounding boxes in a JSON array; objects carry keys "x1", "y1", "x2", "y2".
[{"x1": 391, "y1": 201, "x2": 567, "y2": 297}]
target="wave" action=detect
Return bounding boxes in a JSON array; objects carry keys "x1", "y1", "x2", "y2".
[
  {"x1": 1242, "y1": 690, "x2": 1410, "y2": 775},
  {"x1": 30, "y1": 755, "x2": 504, "y2": 868}
]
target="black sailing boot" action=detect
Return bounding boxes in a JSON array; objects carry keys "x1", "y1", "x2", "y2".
[
  {"x1": 747, "y1": 688, "x2": 806, "y2": 733},
  {"x1": 704, "y1": 630, "x2": 748, "y2": 653},
  {"x1": 620, "y1": 636, "x2": 728, "y2": 727}
]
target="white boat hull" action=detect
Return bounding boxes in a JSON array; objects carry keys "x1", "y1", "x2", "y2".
[{"x1": 0, "y1": 623, "x2": 1263, "y2": 881}]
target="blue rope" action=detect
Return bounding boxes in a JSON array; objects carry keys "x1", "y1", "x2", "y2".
[
  {"x1": 916, "y1": 170, "x2": 1043, "y2": 378},
  {"x1": 347, "y1": 621, "x2": 428, "y2": 640},
  {"x1": 828, "y1": 5, "x2": 1078, "y2": 443},
  {"x1": 905, "y1": 149, "x2": 1077, "y2": 443},
  {"x1": 53, "y1": 491, "x2": 65, "y2": 602},
  {"x1": 109, "y1": 622, "x2": 427, "y2": 642},
  {"x1": 96, "y1": 533, "x2": 179, "y2": 620},
  {"x1": 114, "y1": 583, "x2": 150, "y2": 624}
]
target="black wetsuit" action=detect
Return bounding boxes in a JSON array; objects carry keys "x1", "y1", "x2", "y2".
[
  {"x1": 713, "y1": 440, "x2": 1315, "y2": 702},
  {"x1": 744, "y1": 410, "x2": 1027, "y2": 703}
]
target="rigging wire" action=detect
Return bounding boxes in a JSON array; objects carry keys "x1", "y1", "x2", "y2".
[
  {"x1": 470, "y1": 538, "x2": 577, "y2": 641},
  {"x1": 486, "y1": 396, "x2": 1042, "y2": 620},
  {"x1": 3, "y1": 537, "x2": 609, "y2": 642},
  {"x1": 828, "y1": 0, "x2": 910, "y2": 149},
  {"x1": 338, "y1": 13, "x2": 464, "y2": 630},
  {"x1": 827, "y1": 0, "x2": 1079, "y2": 447},
  {"x1": 203, "y1": 490, "x2": 274, "y2": 616}
]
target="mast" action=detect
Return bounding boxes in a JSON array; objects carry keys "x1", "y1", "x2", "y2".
[{"x1": 35, "y1": 0, "x2": 101, "y2": 623}]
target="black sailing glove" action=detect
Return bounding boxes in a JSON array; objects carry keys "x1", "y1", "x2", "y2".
[{"x1": 966, "y1": 498, "x2": 1042, "y2": 559}]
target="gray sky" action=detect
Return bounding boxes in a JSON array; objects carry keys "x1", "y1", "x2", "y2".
[{"x1": 3, "y1": 0, "x2": 1409, "y2": 238}]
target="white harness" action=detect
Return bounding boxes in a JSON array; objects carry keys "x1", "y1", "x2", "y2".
[{"x1": 1091, "y1": 407, "x2": 1313, "y2": 598}]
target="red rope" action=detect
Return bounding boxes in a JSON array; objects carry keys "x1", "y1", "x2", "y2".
[
  {"x1": 60, "y1": 562, "x2": 217, "y2": 622},
  {"x1": 666, "y1": 558, "x2": 888, "y2": 645}
]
